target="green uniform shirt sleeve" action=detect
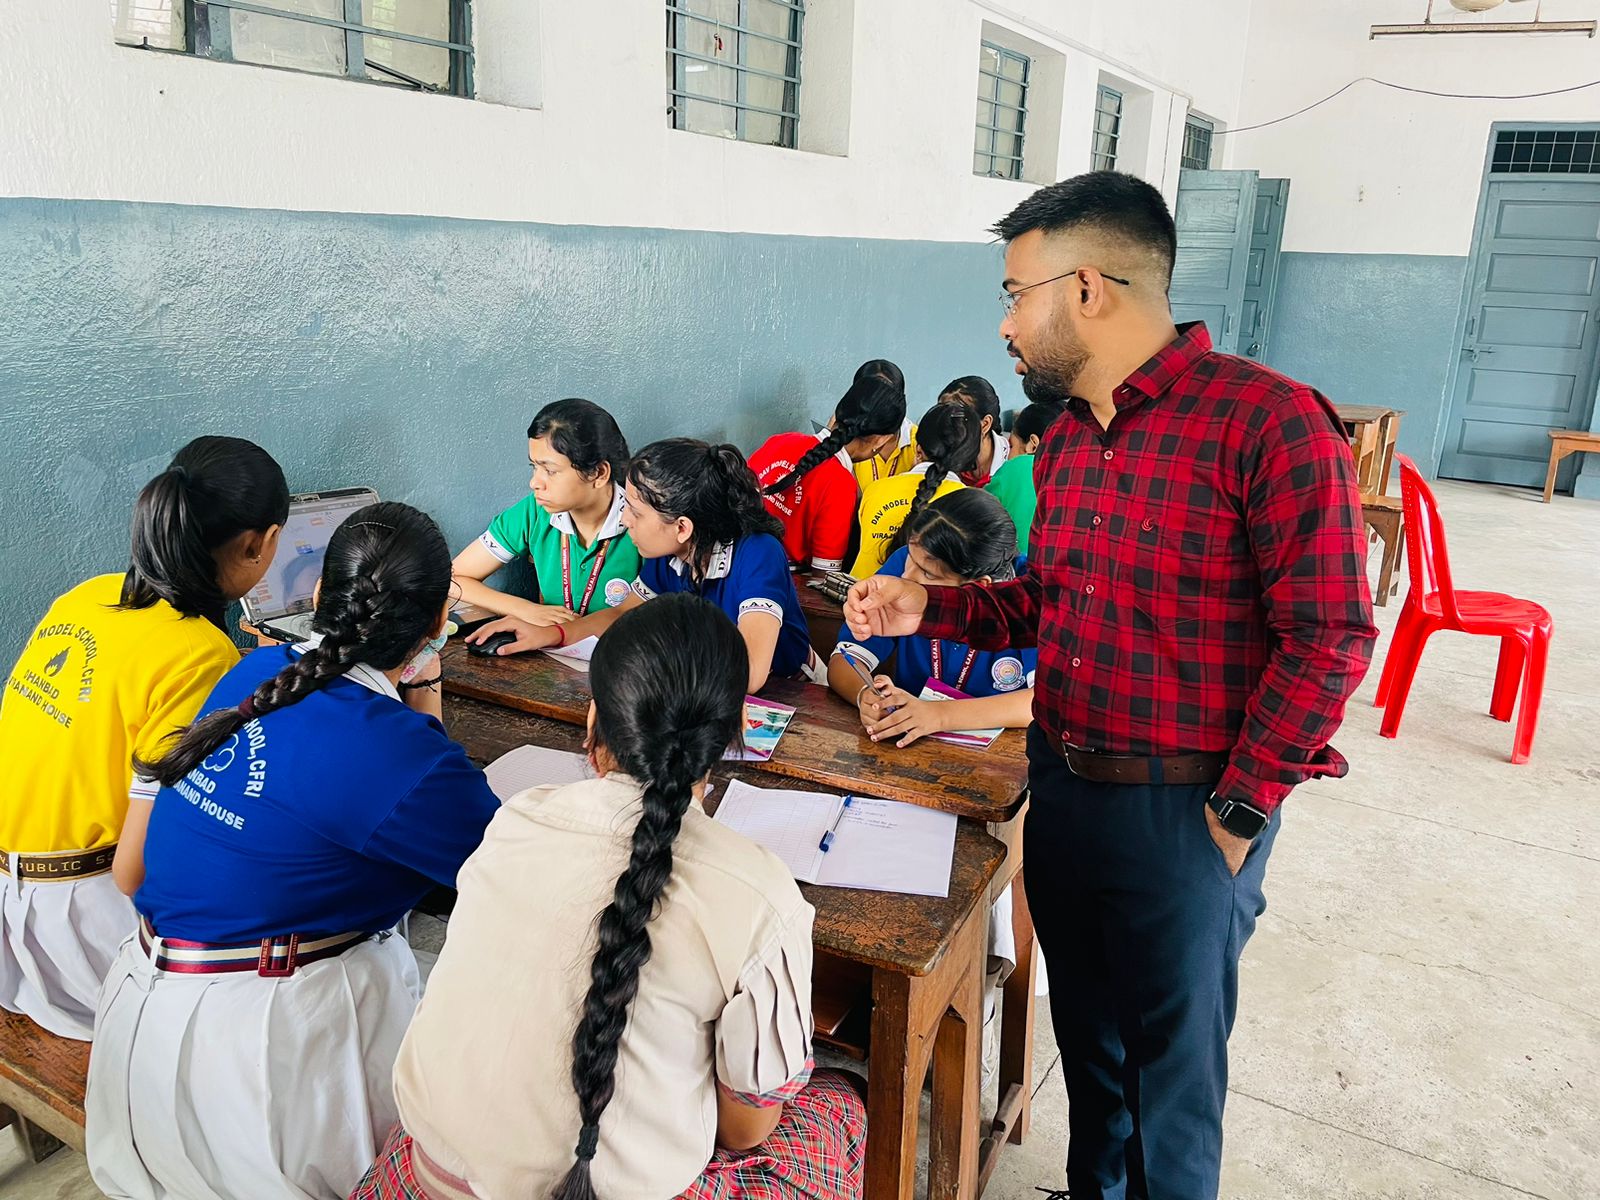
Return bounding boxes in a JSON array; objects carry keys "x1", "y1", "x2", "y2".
[{"x1": 481, "y1": 494, "x2": 541, "y2": 565}]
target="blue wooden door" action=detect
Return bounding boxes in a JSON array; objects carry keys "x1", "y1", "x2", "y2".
[
  {"x1": 1440, "y1": 178, "x2": 1600, "y2": 488},
  {"x1": 1169, "y1": 169, "x2": 1259, "y2": 354},
  {"x1": 1241, "y1": 178, "x2": 1289, "y2": 363}
]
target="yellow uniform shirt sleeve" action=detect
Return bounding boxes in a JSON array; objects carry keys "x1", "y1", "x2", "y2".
[{"x1": 129, "y1": 645, "x2": 237, "y2": 783}]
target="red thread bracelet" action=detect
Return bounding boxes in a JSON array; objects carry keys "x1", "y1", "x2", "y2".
[{"x1": 552, "y1": 624, "x2": 567, "y2": 648}]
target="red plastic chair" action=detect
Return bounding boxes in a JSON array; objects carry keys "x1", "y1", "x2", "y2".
[{"x1": 1373, "y1": 455, "x2": 1553, "y2": 763}]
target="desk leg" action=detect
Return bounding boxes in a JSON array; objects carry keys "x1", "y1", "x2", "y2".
[
  {"x1": 1000, "y1": 871, "x2": 1036, "y2": 1145},
  {"x1": 930, "y1": 922, "x2": 984, "y2": 1200},
  {"x1": 1544, "y1": 444, "x2": 1569, "y2": 503},
  {"x1": 866, "y1": 972, "x2": 924, "y2": 1200}
]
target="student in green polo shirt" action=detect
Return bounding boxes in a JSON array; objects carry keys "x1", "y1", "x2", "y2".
[
  {"x1": 984, "y1": 399, "x2": 1067, "y2": 555},
  {"x1": 452, "y1": 399, "x2": 641, "y2": 625}
]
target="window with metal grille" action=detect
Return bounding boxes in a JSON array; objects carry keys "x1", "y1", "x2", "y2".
[
  {"x1": 666, "y1": 0, "x2": 803, "y2": 149},
  {"x1": 175, "y1": 1, "x2": 472, "y2": 95},
  {"x1": 1181, "y1": 115, "x2": 1214, "y2": 171},
  {"x1": 1092, "y1": 85, "x2": 1123, "y2": 171},
  {"x1": 1491, "y1": 129, "x2": 1600, "y2": 174},
  {"x1": 974, "y1": 41, "x2": 1029, "y2": 180}
]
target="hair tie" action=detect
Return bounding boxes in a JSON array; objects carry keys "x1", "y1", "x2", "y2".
[
  {"x1": 575, "y1": 1123, "x2": 600, "y2": 1162},
  {"x1": 237, "y1": 696, "x2": 257, "y2": 719}
]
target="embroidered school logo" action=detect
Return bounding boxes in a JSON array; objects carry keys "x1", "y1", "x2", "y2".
[
  {"x1": 604, "y1": 577, "x2": 631, "y2": 608},
  {"x1": 991, "y1": 657, "x2": 1026, "y2": 692},
  {"x1": 42, "y1": 648, "x2": 68, "y2": 678}
]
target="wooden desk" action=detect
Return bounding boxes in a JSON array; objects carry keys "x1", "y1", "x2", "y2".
[
  {"x1": 1335, "y1": 404, "x2": 1404, "y2": 497},
  {"x1": 446, "y1": 696, "x2": 1003, "y2": 1200},
  {"x1": 795, "y1": 576, "x2": 846, "y2": 661},
  {"x1": 0, "y1": 1008, "x2": 88, "y2": 1157},
  {"x1": 442, "y1": 643, "x2": 1030, "y2": 824}
]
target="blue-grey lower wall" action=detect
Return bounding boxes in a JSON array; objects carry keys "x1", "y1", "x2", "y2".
[
  {"x1": 0, "y1": 197, "x2": 1017, "y2": 650},
  {"x1": 1265, "y1": 252, "x2": 1469, "y2": 470}
]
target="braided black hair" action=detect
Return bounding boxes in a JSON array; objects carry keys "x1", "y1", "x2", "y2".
[
  {"x1": 763, "y1": 359, "x2": 905, "y2": 496},
  {"x1": 530, "y1": 399, "x2": 630, "y2": 486},
  {"x1": 888, "y1": 403, "x2": 983, "y2": 554},
  {"x1": 629, "y1": 439, "x2": 785, "y2": 577},
  {"x1": 903, "y1": 489, "x2": 1018, "y2": 582},
  {"x1": 134, "y1": 501, "x2": 452, "y2": 787},
  {"x1": 551, "y1": 594, "x2": 749, "y2": 1200},
  {"x1": 119, "y1": 436, "x2": 289, "y2": 630}
]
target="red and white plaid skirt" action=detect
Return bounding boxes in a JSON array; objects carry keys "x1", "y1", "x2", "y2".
[{"x1": 348, "y1": 1069, "x2": 867, "y2": 1200}]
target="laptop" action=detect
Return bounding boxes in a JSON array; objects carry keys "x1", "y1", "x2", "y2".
[{"x1": 240, "y1": 487, "x2": 379, "y2": 643}]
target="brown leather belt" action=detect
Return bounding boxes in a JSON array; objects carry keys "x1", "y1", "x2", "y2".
[
  {"x1": 1051, "y1": 739, "x2": 1227, "y2": 787},
  {"x1": 0, "y1": 845, "x2": 118, "y2": 881}
]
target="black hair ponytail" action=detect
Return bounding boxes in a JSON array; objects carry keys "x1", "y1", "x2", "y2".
[
  {"x1": 889, "y1": 403, "x2": 983, "y2": 553},
  {"x1": 763, "y1": 359, "x2": 906, "y2": 495},
  {"x1": 119, "y1": 436, "x2": 289, "y2": 630},
  {"x1": 551, "y1": 595, "x2": 749, "y2": 1200},
  {"x1": 530, "y1": 399, "x2": 631, "y2": 486},
  {"x1": 629, "y1": 439, "x2": 785, "y2": 576},
  {"x1": 902, "y1": 489, "x2": 1018, "y2": 581},
  {"x1": 134, "y1": 501, "x2": 452, "y2": 787}
]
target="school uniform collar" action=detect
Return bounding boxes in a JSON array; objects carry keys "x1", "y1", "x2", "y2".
[
  {"x1": 528, "y1": 772, "x2": 707, "y2": 826},
  {"x1": 548, "y1": 485, "x2": 627, "y2": 546},
  {"x1": 668, "y1": 540, "x2": 734, "y2": 581},
  {"x1": 818, "y1": 430, "x2": 853, "y2": 475},
  {"x1": 906, "y1": 461, "x2": 933, "y2": 477},
  {"x1": 990, "y1": 430, "x2": 1011, "y2": 472},
  {"x1": 292, "y1": 634, "x2": 401, "y2": 702}
]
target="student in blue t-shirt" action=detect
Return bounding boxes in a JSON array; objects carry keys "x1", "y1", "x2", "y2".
[
  {"x1": 85, "y1": 501, "x2": 500, "y2": 1200},
  {"x1": 469, "y1": 439, "x2": 814, "y2": 693},
  {"x1": 828, "y1": 489, "x2": 1036, "y2": 747}
]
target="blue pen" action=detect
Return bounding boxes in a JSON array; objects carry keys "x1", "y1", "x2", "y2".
[{"x1": 818, "y1": 796, "x2": 854, "y2": 853}]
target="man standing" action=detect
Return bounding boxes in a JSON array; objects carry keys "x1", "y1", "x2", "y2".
[{"x1": 845, "y1": 172, "x2": 1377, "y2": 1199}]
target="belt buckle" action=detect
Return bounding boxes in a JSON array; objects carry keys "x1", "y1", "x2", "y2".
[{"x1": 257, "y1": 934, "x2": 300, "y2": 978}]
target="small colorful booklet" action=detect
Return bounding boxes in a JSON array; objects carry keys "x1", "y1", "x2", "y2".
[
  {"x1": 727, "y1": 697, "x2": 798, "y2": 761},
  {"x1": 918, "y1": 679, "x2": 1003, "y2": 749}
]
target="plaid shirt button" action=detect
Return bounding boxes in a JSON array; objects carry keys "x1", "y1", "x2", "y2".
[
  {"x1": 1071, "y1": 657, "x2": 1081, "y2": 667},
  {"x1": 1103, "y1": 449, "x2": 1114, "y2": 460},
  {"x1": 1084, "y1": 584, "x2": 1094, "y2": 595},
  {"x1": 1092, "y1": 515, "x2": 1102, "y2": 526}
]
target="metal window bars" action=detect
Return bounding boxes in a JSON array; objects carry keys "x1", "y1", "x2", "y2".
[{"x1": 974, "y1": 41, "x2": 1029, "y2": 180}]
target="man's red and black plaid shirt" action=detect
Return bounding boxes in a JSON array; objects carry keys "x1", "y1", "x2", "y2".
[{"x1": 921, "y1": 324, "x2": 1377, "y2": 811}]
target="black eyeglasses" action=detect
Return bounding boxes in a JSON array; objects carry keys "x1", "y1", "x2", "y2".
[{"x1": 999, "y1": 267, "x2": 1131, "y2": 315}]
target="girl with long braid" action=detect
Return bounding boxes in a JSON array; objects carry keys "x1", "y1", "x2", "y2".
[
  {"x1": 468, "y1": 439, "x2": 817, "y2": 693},
  {"x1": 848, "y1": 400, "x2": 983, "y2": 577},
  {"x1": 747, "y1": 359, "x2": 906, "y2": 571},
  {"x1": 938, "y1": 375, "x2": 1011, "y2": 486},
  {"x1": 86, "y1": 501, "x2": 500, "y2": 1200},
  {"x1": 0, "y1": 436, "x2": 287, "y2": 1041},
  {"x1": 357, "y1": 595, "x2": 867, "y2": 1200}
]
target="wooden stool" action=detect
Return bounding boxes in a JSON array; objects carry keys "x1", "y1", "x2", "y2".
[
  {"x1": 1543, "y1": 430, "x2": 1600, "y2": 502},
  {"x1": 0, "y1": 1008, "x2": 89, "y2": 1160},
  {"x1": 1361, "y1": 494, "x2": 1405, "y2": 607}
]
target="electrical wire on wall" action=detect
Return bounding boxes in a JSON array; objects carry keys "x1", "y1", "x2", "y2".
[{"x1": 1217, "y1": 76, "x2": 1600, "y2": 137}]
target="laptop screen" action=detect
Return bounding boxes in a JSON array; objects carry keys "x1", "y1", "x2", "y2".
[{"x1": 244, "y1": 489, "x2": 376, "y2": 621}]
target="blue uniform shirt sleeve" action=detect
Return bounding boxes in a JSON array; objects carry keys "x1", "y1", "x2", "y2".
[
  {"x1": 833, "y1": 546, "x2": 909, "y2": 673},
  {"x1": 361, "y1": 742, "x2": 500, "y2": 889},
  {"x1": 729, "y1": 535, "x2": 793, "y2": 626}
]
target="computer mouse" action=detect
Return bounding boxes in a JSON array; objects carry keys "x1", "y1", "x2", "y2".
[{"x1": 468, "y1": 631, "x2": 518, "y2": 658}]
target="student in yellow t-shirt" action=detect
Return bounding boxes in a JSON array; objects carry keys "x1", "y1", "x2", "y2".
[
  {"x1": 849, "y1": 402, "x2": 982, "y2": 578},
  {"x1": 0, "y1": 436, "x2": 288, "y2": 1039},
  {"x1": 851, "y1": 411, "x2": 919, "y2": 489}
]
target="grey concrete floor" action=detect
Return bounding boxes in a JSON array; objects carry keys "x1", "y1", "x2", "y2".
[{"x1": 5, "y1": 480, "x2": 1596, "y2": 1199}]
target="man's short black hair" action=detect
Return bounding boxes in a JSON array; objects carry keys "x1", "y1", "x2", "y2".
[{"x1": 991, "y1": 171, "x2": 1178, "y2": 287}]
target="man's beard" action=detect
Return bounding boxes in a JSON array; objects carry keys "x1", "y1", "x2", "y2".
[{"x1": 1017, "y1": 332, "x2": 1091, "y2": 404}]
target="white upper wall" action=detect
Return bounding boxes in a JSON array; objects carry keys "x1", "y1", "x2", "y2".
[
  {"x1": 1233, "y1": 0, "x2": 1600, "y2": 257},
  {"x1": 0, "y1": 0, "x2": 1251, "y2": 243}
]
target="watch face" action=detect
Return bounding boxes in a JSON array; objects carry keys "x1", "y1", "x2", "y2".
[{"x1": 1212, "y1": 794, "x2": 1269, "y2": 839}]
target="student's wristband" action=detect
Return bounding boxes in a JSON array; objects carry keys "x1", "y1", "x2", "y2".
[
  {"x1": 551, "y1": 624, "x2": 567, "y2": 649},
  {"x1": 856, "y1": 684, "x2": 875, "y2": 707}
]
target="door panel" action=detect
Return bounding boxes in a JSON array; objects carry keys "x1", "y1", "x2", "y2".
[
  {"x1": 1439, "y1": 177, "x2": 1600, "y2": 488},
  {"x1": 1242, "y1": 178, "x2": 1289, "y2": 362},
  {"x1": 1169, "y1": 169, "x2": 1259, "y2": 354}
]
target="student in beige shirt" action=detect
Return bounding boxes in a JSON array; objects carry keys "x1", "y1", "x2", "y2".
[{"x1": 353, "y1": 594, "x2": 867, "y2": 1200}]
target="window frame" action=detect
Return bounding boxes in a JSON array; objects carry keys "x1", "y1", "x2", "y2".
[
  {"x1": 183, "y1": 0, "x2": 473, "y2": 97},
  {"x1": 1092, "y1": 84, "x2": 1123, "y2": 172},
  {"x1": 1490, "y1": 127, "x2": 1600, "y2": 175},
  {"x1": 1181, "y1": 113, "x2": 1214, "y2": 171},
  {"x1": 665, "y1": 0, "x2": 805, "y2": 150},
  {"x1": 974, "y1": 40, "x2": 1030, "y2": 181}
]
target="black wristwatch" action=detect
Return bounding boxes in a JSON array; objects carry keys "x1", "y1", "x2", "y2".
[{"x1": 1206, "y1": 792, "x2": 1270, "y2": 840}]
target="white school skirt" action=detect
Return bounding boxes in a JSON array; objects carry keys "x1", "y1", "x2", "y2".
[
  {"x1": 0, "y1": 862, "x2": 135, "y2": 1040},
  {"x1": 86, "y1": 928, "x2": 420, "y2": 1200}
]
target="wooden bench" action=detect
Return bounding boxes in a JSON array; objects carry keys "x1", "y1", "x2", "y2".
[
  {"x1": 1361, "y1": 494, "x2": 1405, "y2": 607},
  {"x1": 0, "y1": 1008, "x2": 88, "y2": 1160},
  {"x1": 1543, "y1": 429, "x2": 1600, "y2": 502}
]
